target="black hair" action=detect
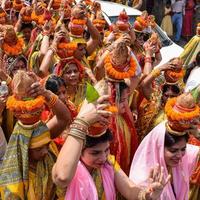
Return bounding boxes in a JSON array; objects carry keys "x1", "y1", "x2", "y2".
[
  {"x1": 164, "y1": 131, "x2": 189, "y2": 148},
  {"x1": 119, "y1": 81, "x2": 128, "y2": 92},
  {"x1": 21, "y1": 23, "x2": 33, "y2": 30},
  {"x1": 166, "y1": 0, "x2": 171, "y2": 8},
  {"x1": 45, "y1": 75, "x2": 66, "y2": 94},
  {"x1": 184, "y1": 51, "x2": 200, "y2": 83},
  {"x1": 84, "y1": 129, "x2": 113, "y2": 148},
  {"x1": 162, "y1": 84, "x2": 180, "y2": 95}
]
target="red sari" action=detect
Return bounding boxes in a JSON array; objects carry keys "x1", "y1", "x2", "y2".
[{"x1": 182, "y1": 0, "x2": 195, "y2": 37}]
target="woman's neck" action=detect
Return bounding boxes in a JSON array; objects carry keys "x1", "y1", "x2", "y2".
[
  {"x1": 81, "y1": 160, "x2": 94, "y2": 174},
  {"x1": 66, "y1": 85, "x2": 77, "y2": 95}
]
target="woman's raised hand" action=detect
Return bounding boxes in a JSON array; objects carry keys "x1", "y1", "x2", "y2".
[
  {"x1": 145, "y1": 165, "x2": 171, "y2": 200},
  {"x1": 77, "y1": 95, "x2": 112, "y2": 126}
]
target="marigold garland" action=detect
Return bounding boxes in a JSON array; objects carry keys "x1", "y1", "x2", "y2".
[
  {"x1": 57, "y1": 42, "x2": 77, "y2": 58},
  {"x1": 7, "y1": 95, "x2": 45, "y2": 112},
  {"x1": 136, "y1": 16, "x2": 148, "y2": 27},
  {"x1": 0, "y1": 12, "x2": 6, "y2": 18},
  {"x1": 13, "y1": 1, "x2": 23, "y2": 11},
  {"x1": 71, "y1": 19, "x2": 86, "y2": 25},
  {"x1": 93, "y1": 19, "x2": 106, "y2": 25},
  {"x1": 3, "y1": 37, "x2": 24, "y2": 56},
  {"x1": 22, "y1": 15, "x2": 32, "y2": 23},
  {"x1": 165, "y1": 69, "x2": 185, "y2": 79},
  {"x1": 31, "y1": 11, "x2": 47, "y2": 25},
  {"x1": 165, "y1": 97, "x2": 200, "y2": 121},
  {"x1": 104, "y1": 55, "x2": 137, "y2": 80},
  {"x1": 57, "y1": 42, "x2": 77, "y2": 50}
]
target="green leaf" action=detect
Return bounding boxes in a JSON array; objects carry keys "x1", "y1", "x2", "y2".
[
  {"x1": 191, "y1": 85, "x2": 200, "y2": 103},
  {"x1": 86, "y1": 82, "x2": 100, "y2": 103}
]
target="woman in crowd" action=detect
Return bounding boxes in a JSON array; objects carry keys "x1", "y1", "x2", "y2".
[
  {"x1": 184, "y1": 51, "x2": 200, "y2": 92},
  {"x1": 161, "y1": 0, "x2": 173, "y2": 37},
  {"x1": 180, "y1": 23, "x2": 200, "y2": 66},
  {"x1": 136, "y1": 57, "x2": 184, "y2": 141},
  {"x1": 130, "y1": 92, "x2": 200, "y2": 200},
  {"x1": 59, "y1": 59, "x2": 86, "y2": 109},
  {"x1": 44, "y1": 75, "x2": 77, "y2": 149},
  {"x1": 0, "y1": 70, "x2": 71, "y2": 199},
  {"x1": 52, "y1": 94, "x2": 171, "y2": 200},
  {"x1": 182, "y1": 0, "x2": 196, "y2": 41}
]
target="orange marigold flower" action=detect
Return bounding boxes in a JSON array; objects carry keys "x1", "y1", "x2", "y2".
[
  {"x1": 3, "y1": 37, "x2": 24, "y2": 56},
  {"x1": 104, "y1": 55, "x2": 137, "y2": 80}
]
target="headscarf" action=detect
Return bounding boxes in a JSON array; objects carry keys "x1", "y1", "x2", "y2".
[
  {"x1": 0, "y1": 121, "x2": 51, "y2": 199},
  {"x1": 129, "y1": 122, "x2": 199, "y2": 200},
  {"x1": 56, "y1": 58, "x2": 84, "y2": 80}
]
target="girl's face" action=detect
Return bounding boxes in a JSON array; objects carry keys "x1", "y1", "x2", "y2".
[
  {"x1": 29, "y1": 143, "x2": 49, "y2": 161},
  {"x1": 62, "y1": 63, "x2": 80, "y2": 86},
  {"x1": 81, "y1": 141, "x2": 110, "y2": 171},
  {"x1": 164, "y1": 138, "x2": 186, "y2": 167},
  {"x1": 11, "y1": 60, "x2": 27, "y2": 76},
  {"x1": 57, "y1": 85, "x2": 67, "y2": 103}
]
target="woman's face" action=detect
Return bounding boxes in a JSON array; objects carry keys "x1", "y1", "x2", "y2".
[
  {"x1": 29, "y1": 143, "x2": 49, "y2": 161},
  {"x1": 118, "y1": 88, "x2": 130, "y2": 114},
  {"x1": 57, "y1": 85, "x2": 67, "y2": 103},
  {"x1": 81, "y1": 141, "x2": 110, "y2": 170},
  {"x1": 62, "y1": 63, "x2": 80, "y2": 86},
  {"x1": 135, "y1": 32, "x2": 145, "y2": 46},
  {"x1": 162, "y1": 85, "x2": 180, "y2": 105},
  {"x1": 164, "y1": 138, "x2": 187, "y2": 167},
  {"x1": 22, "y1": 27, "x2": 32, "y2": 42},
  {"x1": 11, "y1": 60, "x2": 27, "y2": 76},
  {"x1": 0, "y1": 17, "x2": 6, "y2": 24},
  {"x1": 74, "y1": 44, "x2": 86, "y2": 60}
]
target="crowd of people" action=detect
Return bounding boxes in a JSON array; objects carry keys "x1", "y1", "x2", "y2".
[{"x1": 0, "y1": 0, "x2": 199, "y2": 199}]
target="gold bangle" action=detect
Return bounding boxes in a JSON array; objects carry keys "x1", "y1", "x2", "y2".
[
  {"x1": 75, "y1": 118, "x2": 90, "y2": 127},
  {"x1": 48, "y1": 46, "x2": 57, "y2": 54},
  {"x1": 151, "y1": 68, "x2": 161, "y2": 78},
  {"x1": 138, "y1": 188, "x2": 147, "y2": 200},
  {"x1": 68, "y1": 129, "x2": 86, "y2": 141},
  {"x1": 70, "y1": 122, "x2": 89, "y2": 134},
  {"x1": 6, "y1": 76, "x2": 12, "y2": 85}
]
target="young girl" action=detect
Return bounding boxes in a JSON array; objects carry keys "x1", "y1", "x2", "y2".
[{"x1": 161, "y1": 1, "x2": 173, "y2": 37}]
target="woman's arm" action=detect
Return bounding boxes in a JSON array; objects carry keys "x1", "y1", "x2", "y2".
[
  {"x1": 86, "y1": 18, "x2": 100, "y2": 56},
  {"x1": 52, "y1": 96, "x2": 112, "y2": 188},
  {"x1": 39, "y1": 31, "x2": 65, "y2": 78},
  {"x1": 44, "y1": 90, "x2": 71, "y2": 139},
  {"x1": 94, "y1": 50, "x2": 109, "y2": 81},
  {"x1": 115, "y1": 166, "x2": 170, "y2": 200},
  {"x1": 28, "y1": 80, "x2": 71, "y2": 139}
]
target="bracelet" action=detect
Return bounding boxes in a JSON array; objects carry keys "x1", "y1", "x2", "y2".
[
  {"x1": 138, "y1": 188, "x2": 150, "y2": 200},
  {"x1": 145, "y1": 57, "x2": 152, "y2": 64},
  {"x1": 151, "y1": 68, "x2": 161, "y2": 78},
  {"x1": 75, "y1": 118, "x2": 90, "y2": 127},
  {"x1": 138, "y1": 189, "x2": 146, "y2": 200},
  {"x1": 70, "y1": 122, "x2": 89, "y2": 134},
  {"x1": 48, "y1": 46, "x2": 57, "y2": 54},
  {"x1": 6, "y1": 76, "x2": 12, "y2": 85},
  {"x1": 68, "y1": 129, "x2": 86, "y2": 141},
  {"x1": 47, "y1": 94, "x2": 58, "y2": 108}
]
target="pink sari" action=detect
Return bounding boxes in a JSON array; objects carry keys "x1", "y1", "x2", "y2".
[
  {"x1": 65, "y1": 161, "x2": 116, "y2": 200},
  {"x1": 129, "y1": 122, "x2": 199, "y2": 200}
]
